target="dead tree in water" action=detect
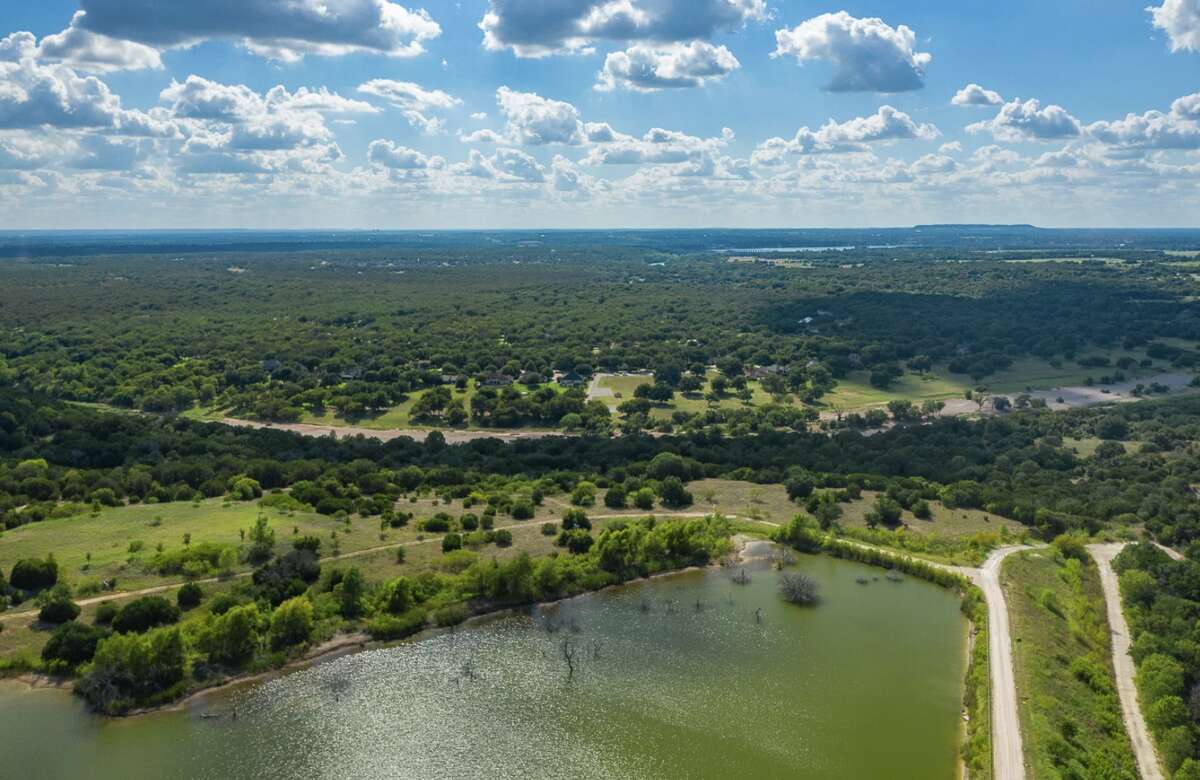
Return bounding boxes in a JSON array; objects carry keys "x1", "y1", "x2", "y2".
[
  {"x1": 731, "y1": 568, "x2": 751, "y2": 585},
  {"x1": 560, "y1": 637, "x2": 579, "y2": 680},
  {"x1": 778, "y1": 572, "x2": 820, "y2": 605}
]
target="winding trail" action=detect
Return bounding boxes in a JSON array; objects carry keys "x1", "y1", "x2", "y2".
[{"x1": 1088, "y1": 542, "x2": 1166, "y2": 780}]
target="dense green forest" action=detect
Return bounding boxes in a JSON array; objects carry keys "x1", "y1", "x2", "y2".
[{"x1": 1, "y1": 245, "x2": 1197, "y2": 427}]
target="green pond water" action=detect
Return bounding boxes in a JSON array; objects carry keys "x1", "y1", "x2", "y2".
[{"x1": 0, "y1": 552, "x2": 968, "y2": 779}]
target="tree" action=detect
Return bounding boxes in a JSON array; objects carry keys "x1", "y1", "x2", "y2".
[
  {"x1": 338, "y1": 568, "x2": 366, "y2": 618},
  {"x1": 570, "y1": 482, "x2": 596, "y2": 507},
  {"x1": 866, "y1": 496, "x2": 903, "y2": 528},
  {"x1": 658, "y1": 476, "x2": 693, "y2": 508},
  {"x1": 42, "y1": 622, "x2": 109, "y2": 670},
  {"x1": 10, "y1": 557, "x2": 58, "y2": 592},
  {"x1": 633, "y1": 487, "x2": 656, "y2": 510},
  {"x1": 247, "y1": 514, "x2": 276, "y2": 564},
  {"x1": 380, "y1": 577, "x2": 416, "y2": 615},
  {"x1": 784, "y1": 470, "x2": 816, "y2": 501},
  {"x1": 561, "y1": 509, "x2": 591, "y2": 531},
  {"x1": 38, "y1": 585, "x2": 81, "y2": 624},
  {"x1": 112, "y1": 596, "x2": 180, "y2": 634},
  {"x1": 78, "y1": 626, "x2": 186, "y2": 714},
  {"x1": 442, "y1": 532, "x2": 463, "y2": 553},
  {"x1": 604, "y1": 484, "x2": 627, "y2": 509},
  {"x1": 270, "y1": 596, "x2": 314, "y2": 649},
  {"x1": 177, "y1": 582, "x2": 203, "y2": 609},
  {"x1": 778, "y1": 572, "x2": 820, "y2": 605},
  {"x1": 198, "y1": 604, "x2": 261, "y2": 667}
]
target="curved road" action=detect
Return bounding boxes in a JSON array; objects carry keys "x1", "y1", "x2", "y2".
[{"x1": 1088, "y1": 542, "x2": 1167, "y2": 780}]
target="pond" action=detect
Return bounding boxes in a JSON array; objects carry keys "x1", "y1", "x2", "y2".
[{"x1": 1, "y1": 552, "x2": 968, "y2": 779}]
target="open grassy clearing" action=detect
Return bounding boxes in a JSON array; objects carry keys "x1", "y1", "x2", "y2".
[
  {"x1": 0, "y1": 494, "x2": 569, "y2": 592},
  {"x1": 1003, "y1": 549, "x2": 1137, "y2": 779}
]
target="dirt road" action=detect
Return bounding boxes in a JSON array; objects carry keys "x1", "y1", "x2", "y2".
[
  {"x1": 963, "y1": 546, "x2": 1034, "y2": 780},
  {"x1": 220, "y1": 417, "x2": 570, "y2": 444},
  {"x1": 1089, "y1": 543, "x2": 1165, "y2": 780}
]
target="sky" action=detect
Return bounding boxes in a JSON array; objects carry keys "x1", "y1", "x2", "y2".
[{"x1": 0, "y1": 0, "x2": 1198, "y2": 229}]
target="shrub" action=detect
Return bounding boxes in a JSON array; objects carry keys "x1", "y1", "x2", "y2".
[
  {"x1": 112, "y1": 596, "x2": 180, "y2": 634},
  {"x1": 94, "y1": 602, "x2": 119, "y2": 625},
  {"x1": 269, "y1": 596, "x2": 314, "y2": 649},
  {"x1": 459, "y1": 512, "x2": 480, "y2": 530},
  {"x1": 510, "y1": 499, "x2": 535, "y2": 520},
  {"x1": 10, "y1": 558, "x2": 58, "y2": 592},
  {"x1": 557, "y1": 529, "x2": 594, "y2": 554},
  {"x1": 604, "y1": 485, "x2": 627, "y2": 509},
  {"x1": 423, "y1": 514, "x2": 453, "y2": 533},
  {"x1": 176, "y1": 582, "x2": 203, "y2": 610},
  {"x1": 366, "y1": 609, "x2": 426, "y2": 641},
  {"x1": 561, "y1": 509, "x2": 591, "y2": 531},
  {"x1": 432, "y1": 604, "x2": 468, "y2": 627},
  {"x1": 39, "y1": 596, "x2": 81, "y2": 625},
  {"x1": 541, "y1": 522, "x2": 558, "y2": 535},
  {"x1": 77, "y1": 627, "x2": 186, "y2": 714},
  {"x1": 196, "y1": 604, "x2": 260, "y2": 667},
  {"x1": 42, "y1": 622, "x2": 109, "y2": 669},
  {"x1": 493, "y1": 529, "x2": 513, "y2": 547},
  {"x1": 442, "y1": 533, "x2": 463, "y2": 553}
]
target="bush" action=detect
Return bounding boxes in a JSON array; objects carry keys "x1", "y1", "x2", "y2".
[
  {"x1": 510, "y1": 499, "x2": 535, "y2": 520},
  {"x1": 541, "y1": 522, "x2": 558, "y2": 535},
  {"x1": 10, "y1": 557, "x2": 58, "y2": 592},
  {"x1": 442, "y1": 533, "x2": 463, "y2": 553},
  {"x1": 112, "y1": 596, "x2": 180, "y2": 634},
  {"x1": 196, "y1": 604, "x2": 260, "y2": 667},
  {"x1": 94, "y1": 602, "x2": 118, "y2": 625},
  {"x1": 176, "y1": 582, "x2": 203, "y2": 610},
  {"x1": 42, "y1": 621, "x2": 109, "y2": 669},
  {"x1": 557, "y1": 529, "x2": 594, "y2": 554},
  {"x1": 604, "y1": 485, "x2": 627, "y2": 509},
  {"x1": 561, "y1": 509, "x2": 591, "y2": 531},
  {"x1": 432, "y1": 604, "x2": 468, "y2": 627},
  {"x1": 657, "y1": 477, "x2": 693, "y2": 508},
  {"x1": 77, "y1": 627, "x2": 186, "y2": 714},
  {"x1": 423, "y1": 514, "x2": 453, "y2": 533},
  {"x1": 366, "y1": 609, "x2": 426, "y2": 641},
  {"x1": 269, "y1": 596, "x2": 314, "y2": 649},
  {"x1": 493, "y1": 529, "x2": 513, "y2": 547},
  {"x1": 39, "y1": 597, "x2": 81, "y2": 625},
  {"x1": 459, "y1": 512, "x2": 480, "y2": 530}
]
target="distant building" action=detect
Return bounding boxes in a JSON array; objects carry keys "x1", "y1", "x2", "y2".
[
  {"x1": 746, "y1": 364, "x2": 784, "y2": 380},
  {"x1": 558, "y1": 371, "x2": 586, "y2": 388},
  {"x1": 484, "y1": 372, "x2": 513, "y2": 387}
]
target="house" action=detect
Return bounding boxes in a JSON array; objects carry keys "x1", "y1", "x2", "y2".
[
  {"x1": 558, "y1": 371, "x2": 586, "y2": 388},
  {"x1": 745, "y1": 364, "x2": 784, "y2": 381},
  {"x1": 483, "y1": 372, "x2": 513, "y2": 387}
]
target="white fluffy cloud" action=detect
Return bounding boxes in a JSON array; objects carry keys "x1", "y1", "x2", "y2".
[
  {"x1": 596, "y1": 41, "x2": 740, "y2": 92},
  {"x1": 35, "y1": 13, "x2": 162, "y2": 72},
  {"x1": 454, "y1": 148, "x2": 546, "y2": 182},
  {"x1": 583, "y1": 126, "x2": 734, "y2": 165},
  {"x1": 1085, "y1": 91, "x2": 1200, "y2": 150},
  {"x1": 773, "y1": 12, "x2": 931, "y2": 92},
  {"x1": 1148, "y1": 0, "x2": 1200, "y2": 52},
  {"x1": 367, "y1": 139, "x2": 444, "y2": 169},
  {"x1": 952, "y1": 83, "x2": 1003, "y2": 107},
  {"x1": 357, "y1": 79, "x2": 460, "y2": 134},
  {"x1": 480, "y1": 0, "x2": 766, "y2": 57},
  {"x1": 752, "y1": 106, "x2": 939, "y2": 164},
  {"x1": 71, "y1": 0, "x2": 441, "y2": 62},
  {"x1": 967, "y1": 98, "x2": 1082, "y2": 141},
  {"x1": 496, "y1": 87, "x2": 584, "y2": 145},
  {"x1": 0, "y1": 55, "x2": 173, "y2": 134}
]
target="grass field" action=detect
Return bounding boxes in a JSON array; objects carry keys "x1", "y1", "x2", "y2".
[
  {"x1": 0, "y1": 492, "x2": 572, "y2": 592},
  {"x1": 1003, "y1": 550, "x2": 1137, "y2": 779}
]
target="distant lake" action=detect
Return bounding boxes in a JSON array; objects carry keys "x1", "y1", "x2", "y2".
[{"x1": 0, "y1": 554, "x2": 967, "y2": 779}]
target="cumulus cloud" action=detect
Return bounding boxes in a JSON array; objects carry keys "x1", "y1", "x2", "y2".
[
  {"x1": 772, "y1": 12, "x2": 931, "y2": 93},
  {"x1": 162, "y1": 77, "x2": 373, "y2": 147},
  {"x1": 480, "y1": 0, "x2": 766, "y2": 57},
  {"x1": 0, "y1": 56, "x2": 173, "y2": 135},
  {"x1": 952, "y1": 83, "x2": 1003, "y2": 107},
  {"x1": 967, "y1": 98, "x2": 1082, "y2": 141},
  {"x1": 457, "y1": 128, "x2": 505, "y2": 144},
  {"x1": 583, "y1": 126, "x2": 734, "y2": 165},
  {"x1": 752, "y1": 106, "x2": 940, "y2": 164},
  {"x1": 454, "y1": 147, "x2": 545, "y2": 182},
  {"x1": 357, "y1": 79, "x2": 460, "y2": 133},
  {"x1": 1148, "y1": 0, "x2": 1200, "y2": 52},
  {"x1": 1084, "y1": 91, "x2": 1200, "y2": 150},
  {"x1": 0, "y1": 136, "x2": 50, "y2": 170},
  {"x1": 367, "y1": 139, "x2": 444, "y2": 169},
  {"x1": 596, "y1": 41, "x2": 740, "y2": 91},
  {"x1": 496, "y1": 87, "x2": 584, "y2": 145},
  {"x1": 32, "y1": 13, "x2": 162, "y2": 72},
  {"x1": 71, "y1": 0, "x2": 442, "y2": 62},
  {"x1": 69, "y1": 136, "x2": 152, "y2": 170}
]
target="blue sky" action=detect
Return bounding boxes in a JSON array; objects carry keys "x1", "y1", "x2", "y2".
[{"x1": 1, "y1": 0, "x2": 1198, "y2": 228}]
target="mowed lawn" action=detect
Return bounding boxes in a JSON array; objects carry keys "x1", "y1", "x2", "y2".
[{"x1": 1003, "y1": 550, "x2": 1137, "y2": 778}]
